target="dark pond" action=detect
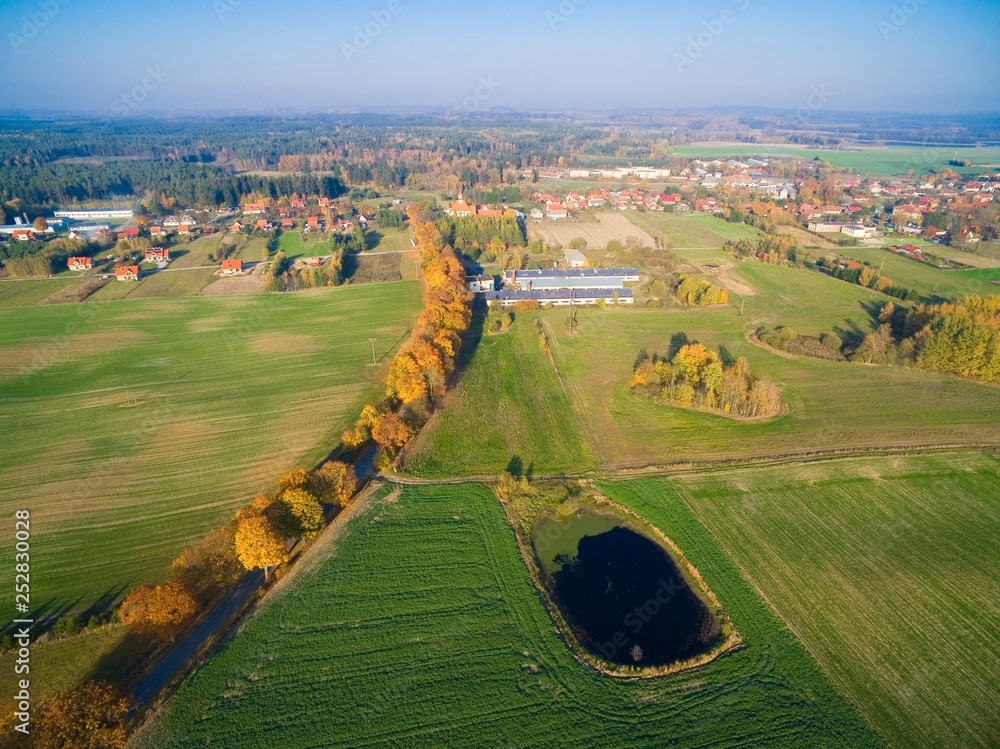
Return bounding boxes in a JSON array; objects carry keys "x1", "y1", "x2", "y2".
[{"x1": 535, "y1": 511, "x2": 719, "y2": 667}]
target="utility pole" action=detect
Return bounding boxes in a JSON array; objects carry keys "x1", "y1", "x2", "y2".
[
  {"x1": 369, "y1": 338, "x2": 377, "y2": 366},
  {"x1": 740, "y1": 298, "x2": 746, "y2": 316}
]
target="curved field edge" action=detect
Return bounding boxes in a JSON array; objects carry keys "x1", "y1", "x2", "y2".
[
  {"x1": 137, "y1": 482, "x2": 880, "y2": 749},
  {"x1": 670, "y1": 452, "x2": 1000, "y2": 749}
]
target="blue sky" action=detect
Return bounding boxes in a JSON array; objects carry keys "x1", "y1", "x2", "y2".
[{"x1": 1, "y1": 0, "x2": 998, "y2": 114}]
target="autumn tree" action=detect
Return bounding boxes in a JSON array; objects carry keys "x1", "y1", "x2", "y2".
[
  {"x1": 342, "y1": 403, "x2": 381, "y2": 448},
  {"x1": 279, "y1": 469, "x2": 310, "y2": 493},
  {"x1": 32, "y1": 216, "x2": 48, "y2": 233},
  {"x1": 33, "y1": 682, "x2": 134, "y2": 749},
  {"x1": 313, "y1": 461, "x2": 358, "y2": 505},
  {"x1": 279, "y1": 487, "x2": 324, "y2": 540},
  {"x1": 233, "y1": 497, "x2": 288, "y2": 575},
  {"x1": 172, "y1": 528, "x2": 243, "y2": 601},
  {"x1": 118, "y1": 578, "x2": 197, "y2": 638},
  {"x1": 371, "y1": 411, "x2": 412, "y2": 454}
]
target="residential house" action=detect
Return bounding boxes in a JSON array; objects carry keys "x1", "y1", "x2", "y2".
[
  {"x1": 115, "y1": 265, "x2": 141, "y2": 282},
  {"x1": 230, "y1": 221, "x2": 245, "y2": 233},
  {"x1": 144, "y1": 247, "x2": 170, "y2": 263},
  {"x1": 177, "y1": 225, "x2": 193, "y2": 236},
  {"x1": 242, "y1": 203, "x2": 267, "y2": 215},
  {"x1": 220, "y1": 259, "x2": 244, "y2": 276},
  {"x1": 150, "y1": 225, "x2": 168, "y2": 238},
  {"x1": 117, "y1": 227, "x2": 140, "y2": 240},
  {"x1": 563, "y1": 248, "x2": 587, "y2": 268},
  {"x1": 12, "y1": 229, "x2": 34, "y2": 241},
  {"x1": 68, "y1": 256, "x2": 93, "y2": 271},
  {"x1": 547, "y1": 204, "x2": 569, "y2": 220}
]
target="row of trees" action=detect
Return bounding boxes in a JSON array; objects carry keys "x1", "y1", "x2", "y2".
[
  {"x1": 342, "y1": 221, "x2": 473, "y2": 467},
  {"x1": 631, "y1": 343, "x2": 783, "y2": 418},
  {"x1": 808, "y1": 256, "x2": 919, "y2": 301}
]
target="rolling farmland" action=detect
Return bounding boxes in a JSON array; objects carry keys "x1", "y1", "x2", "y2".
[
  {"x1": 0, "y1": 281, "x2": 422, "y2": 613},
  {"x1": 673, "y1": 453, "x2": 1000, "y2": 749},
  {"x1": 408, "y1": 257, "x2": 1000, "y2": 477},
  {"x1": 139, "y1": 482, "x2": 880, "y2": 749},
  {"x1": 528, "y1": 212, "x2": 656, "y2": 250}
]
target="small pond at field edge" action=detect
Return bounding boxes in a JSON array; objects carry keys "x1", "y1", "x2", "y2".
[{"x1": 534, "y1": 509, "x2": 719, "y2": 667}]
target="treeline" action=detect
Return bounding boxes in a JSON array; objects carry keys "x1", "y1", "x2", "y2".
[
  {"x1": 436, "y1": 214, "x2": 525, "y2": 258},
  {"x1": 762, "y1": 296, "x2": 1000, "y2": 383},
  {"x1": 0, "y1": 236, "x2": 90, "y2": 277},
  {"x1": 7, "y1": 458, "x2": 361, "y2": 746},
  {"x1": 341, "y1": 221, "x2": 473, "y2": 470},
  {"x1": 0, "y1": 161, "x2": 345, "y2": 210},
  {"x1": 806, "y1": 255, "x2": 919, "y2": 301},
  {"x1": 631, "y1": 342, "x2": 783, "y2": 418},
  {"x1": 675, "y1": 275, "x2": 729, "y2": 306}
]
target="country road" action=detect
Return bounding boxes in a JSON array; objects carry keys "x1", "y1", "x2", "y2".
[{"x1": 132, "y1": 569, "x2": 264, "y2": 704}]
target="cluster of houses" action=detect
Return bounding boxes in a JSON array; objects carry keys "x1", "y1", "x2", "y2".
[
  {"x1": 231, "y1": 198, "x2": 363, "y2": 236},
  {"x1": 469, "y1": 267, "x2": 639, "y2": 308},
  {"x1": 529, "y1": 189, "x2": 685, "y2": 221},
  {"x1": 445, "y1": 194, "x2": 507, "y2": 219}
]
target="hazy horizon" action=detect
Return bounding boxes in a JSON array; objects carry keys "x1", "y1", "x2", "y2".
[{"x1": 2, "y1": 0, "x2": 999, "y2": 117}]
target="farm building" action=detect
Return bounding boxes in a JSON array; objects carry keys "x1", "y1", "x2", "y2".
[
  {"x1": 562, "y1": 248, "x2": 587, "y2": 268},
  {"x1": 504, "y1": 268, "x2": 639, "y2": 291},
  {"x1": 68, "y1": 257, "x2": 93, "y2": 271},
  {"x1": 487, "y1": 288, "x2": 634, "y2": 308},
  {"x1": 115, "y1": 265, "x2": 140, "y2": 282},
  {"x1": 467, "y1": 275, "x2": 495, "y2": 294},
  {"x1": 54, "y1": 209, "x2": 133, "y2": 220}
]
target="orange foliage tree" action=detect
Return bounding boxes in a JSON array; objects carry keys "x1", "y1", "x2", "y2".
[
  {"x1": 313, "y1": 460, "x2": 358, "y2": 506},
  {"x1": 118, "y1": 578, "x2": 197, "y2": 637},
  {"x1": 371, "y1": 412, "x2": 412, "y2": 454},
  {"x1": 233, "y1": 497, "x2": 288, "y2": 574},
  {"x1": 33, "y1": 682, "x2": 134, "y2": 749}
]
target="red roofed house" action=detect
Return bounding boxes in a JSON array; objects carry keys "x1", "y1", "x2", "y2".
[
  {"x1": 291, "y1": 198, "x2": 306, "y2": 209},
  {"x1": 281, "y1": 217, "x2": 295, "y2": 229},
  {"x1": 178, "y1": 225, "x2": 193, "y2": 236},
  {"x1": 230, "y1": 221, "x2": 245, "y2": 233},
  {"x1": 68, "y1": 257, "x2": 93, "y2": 271},
  {"x1": 117, "y1": 227, "x2": 140, "y2": 239},
  {"x1": 150, "y1": 225, "x2": 168, "y2": 238},
  {"x1": 144, "y1": 247, "x2": 170, "y2": 263},
  {"x1": 255, "y1": 219, "x2": 269, "y2": 231},
  {"x1": 243, "y1": 203, "x2": 266, "y2": 215},
  {"x1": 115, "y1": 265, "x2": 141, "y2": 282},
  {"x1": 12, "y1": 229, "x2": 34, "y2": 242},
  {"x1": 547, "y1": 204, "x2": 569, "y2": 220},
  {"x1": 477, "y1": 207, "x2": 504, "y2": 218},
  {"x1": 220, "y1": 259, "x2": 244, "y2": 276}
]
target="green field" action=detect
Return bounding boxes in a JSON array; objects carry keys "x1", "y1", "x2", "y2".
[
  {"x1": 624, "y1": 211, "x2": 738, "y2": 248},
  {"x1": 139, "y1": 482, "x2": 879, "y2": 748},
  {"x1": 0, "y1": 278, "x2": 79, "y2": 307},
  {"x1": 277, "y1": 230, "x2": 332, "y2": 259},
  {"x1": 404, "y1": 318, "x2": 592, "y2": 477},
  {"x1": 0, "y1": 281, "x2": 422, "y2": 614},
  {"x1": 687, "y1": 213, "x2": 762, "y2": 241},
  {"x1": 369, "y1": 226, "x2": 415, "y2": 253},
  {"x1": 673, "y1": 452, "x2": 1000, "y2": 749},
  {"x1": 409, "y1": 260, "x2": 1000, "y2": 476},
  {"x1": 668, "y1": 144, "x2": 1000, "y2": 177}
]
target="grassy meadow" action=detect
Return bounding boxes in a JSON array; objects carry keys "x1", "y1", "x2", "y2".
[
  {"x1": 0, "y1": 281, "x2": 421, "y2": 614},
  {"x1": 404, "y1": 317, "x2": 593, "y2": 477},
  {"x1": 673, "y1": 452, "x2": 1000, "y2": 749},
  {"x1": 139, "y1": 482, "x2": 879, "y2": 749},
  {"x1": 0, "y1": 278, "x2": 80, "y2": 307}
]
